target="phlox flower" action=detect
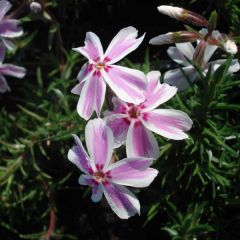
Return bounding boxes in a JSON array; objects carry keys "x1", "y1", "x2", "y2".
[
  {"x1": 164, "y1": 29, "x2": 240, "y2": 91},
  {"x1": 104, "y1": 71, "x2": 193, "y2": 159},
  {"x1": 0, "y1": 0, "x2": 24, "y2": 50},
  {"x1": 68, "y1": 119, "x2": 158, "y2": 219},
  {"x1": 0, "y1": 43, "x2": 26, "y2": 93},
  {"x1": 71, "y1": 27, "x2": 147, "y2": 120}
]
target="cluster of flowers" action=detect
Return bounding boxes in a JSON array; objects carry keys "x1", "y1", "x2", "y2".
[
  {"x1": 67, "y1": 5, "x2": 239, "y2": 219},
  {"x1": 0, "y1": 0, "x2": 26, "y2": 93}
]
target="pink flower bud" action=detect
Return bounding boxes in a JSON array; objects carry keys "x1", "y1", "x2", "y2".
[
  {"x1": 158, "y1": 5, "x2": 209, "y2": 28},
  {"x1": 192, "y1": 40, "x2": 207, "y2": 67},
  {"x1": 149, "y1": 31, "x2": 200, "y2": 45},
  {"x1": 30, "y1": 1, "x2": 42, "y2": 13}
]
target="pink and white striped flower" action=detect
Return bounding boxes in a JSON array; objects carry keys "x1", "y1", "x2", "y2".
[
  {"x1": 0, "y1": 42, "x2": 26, "y2": 93},
  {"x1": 71, "y1": 27, "x2": 147, "y2": 120},
  {"x1": 105, "y1": 71, "x2": 193, "y2": 158},
  {"x1": 0, "y1": 0, "x2": 24, "y2": 50},
  {"x1": 68, "y1": 119, "x2": 158, "y2": 219}
]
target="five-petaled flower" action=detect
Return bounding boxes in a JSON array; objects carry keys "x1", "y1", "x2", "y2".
[
  {"x1": 68, "y1": 119, "x2": 158, "y2": 219},
  {"x1": 164, "y1": 29, "x2": 240, "y2": 91},
  {"x1": 0, "y1": 0, "x2": 24, "y2": 50},
  {"x1": 0, "y1": 42, "x2": 26, "y2": 93},
  {"x1": 104, "y1": 71, "x2": 193, "y2": 158},
  {"x1": 71, "y1": 26, "x2": 147, "y2": 120}
]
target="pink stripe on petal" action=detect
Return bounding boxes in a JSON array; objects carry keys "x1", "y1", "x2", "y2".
[
  {"x1": 110, "y1": 167, "x2": 158, "y2": 188},
  {"x1": 126, "y1": 121, "x2": 160, "y2": 158},
  {"x1": 0, "y1": 64, "x2": 26, "y2": 78},
  {"x1": 78, "y1": 174, "x2": 95, "y2": 186},
  {"x1": 85, "y1": 119, "x2": 114, "y2": 170},
  {"x1": 142, "y1": 109, "x2": 193, "y2": 140},
  {"x1": 143, "y1": 83, "x2": 177, "y2": 111},
  {"x1": 95, "y1": 75, "x2": 106, "y2": 117},
  {"x1": 103, "y1": 183, "x2": 140, "y2": 219},
  {"x1": 107, "y1": 157, "x2": 154, "y2": 172},
  {"x1": 76, "y1": 75, "x2": 95, "y2": 120},
  {"x1": 91, "y1": 184, "x2": 103, "y2": 202},
  {"x1": 0, "y1": 20, "x2": 23, "y2": 38},
  {"x1": 102, "y1": 66, "x2": 146, "y2": 104},
  {"x1": 105, "y1": 27, "x2": 145, "y2": 64},
  {"x1": 105, "y1": 114, "x2": 129, "y2": 148},
  {"x1": 68, "y1": 134, "x2": 93, "y2": 174},
  {"x1": 0, "y1": 0, "x2": 11, "y2": 21},
  {"x1": 73, "y1": 32, "x2": 103, "y2": 61},
  {"x1": 145, "y1": 71, "x2": 161, "y2": 94}
]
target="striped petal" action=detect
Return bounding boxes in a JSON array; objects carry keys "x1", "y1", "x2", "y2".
[
  {"x1": 107, "y1": 157, "x2": 158, "y2": 188},
  {"x1": 105, "y1": 26, "x2": 145, "y2": 64},
  {"x1": 102, "y1": 65, "x2": 146, "y2": 104},
  {"x1": 85, "y1": 119, "x2": 114, "y2": 170},
  {"x1": 103, "y1": 182, "x2": 140, "y2": 219},
  {"x1": 142, "y1": 109, "x2": 193, "y2": 140},
  {"x1": 68, "y1": 134, "x2": 93, "y2": 173},
  {"x1": 126, "y1": 121, "x2": 160, "y2": 158},
  {"x1": 73, "y1": 32, "x2": 103, "y2": 61}
]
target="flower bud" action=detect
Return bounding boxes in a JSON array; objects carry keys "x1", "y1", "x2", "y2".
[
  {"x1": 158, "y1": 5, "x2": 209, "y2": 28},
  {"x1": 223, "y1": 40, "x2": 238, "y2": 55},
  {"x1": 149, "y1": 31, "x2": 199, "y2": 45},
  {"x1": 192, "y1": 40, "x2": 207, "y2": 67},
  {"x1": 30, "y1": 1, "x2": 42, "y2": 13}
]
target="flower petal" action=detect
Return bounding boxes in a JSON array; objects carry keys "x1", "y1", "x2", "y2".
[
  {"x1": 103, "y1": 182, "x2": 140, "y2": 219},
  {"x1": 167, "y1": 46, "x2": 190, "y2": 66},
  {"x1": 126, "y1": 121, "x2": 160, "y2": 158},
  {"x1": 105, "y1": 26, "x2": 145, "y2": 64},
  {"x1": 107, "y1": 157, "x2": 158, "y2": 187},
  {"x1": 142, "y1": 109, "x2": 193, "y2": 140},
  {"x1": 78, "y1": 174, "x2": 94, "y2": 186},
  {"x1": 0, "y1": 74, "x2": 10, "y2": 93},
  {"x1": 175, "y1": 43, "x2": 195, "y2": 60},
  {"x1": 68, "y1": 134, "x2": 93, "y2": 174},
  {"x1": 85, "y1": 119, "x2": 114, "y2": 170},
  {"x1": 0, "y1": 20, "x2": 23, "y2": 38},
  {"x1": 143, "y1": 77, "x2": 177, "y2": 111},
  {"x1": 73, "y1": 32, "x2": 103, "y2": 61},
  {"x1": 71, "y1": 63, "x2": 91, "y2": 95},
  {"x1": 0, "y1": 42, "x2": 5, "y2": 63},
  {"x1": 164, "y1": 66, "x2": 198, "y2": 91},
  {"x1": 76, "y1": 72, "x2": 106, "y2": 120},
  {"x1": 145, "y1": 71, "x2": 161, "y2": 94},
  {"x1": 0, "y1": 64, "x2": 26, "y2": 78},
  {"x1": 2, "y1": 38, "x2": 15, "y2": 50},
  {"x1": 91, "y1": 184, "x2": 103, "y2": 202},
  {"x1": 0, "y1": 0, "x2": 11, "y2": 22},
  {"x1": 105, "y1": 114, "x2": 129, "y2": 148},
  {"x1": 102, "y1": 65, "x2": 146, "y2": 104},
  {"x1": 95, "y1": 74, "x2": 106, "y2": 117},
  {"x1": 208, "y1": 59, "x2": 240, "y2": 73}
]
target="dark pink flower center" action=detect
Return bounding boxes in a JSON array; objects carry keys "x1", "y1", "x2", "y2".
[
  {"x1": 93, "y1": 171, "x2": 105, "y2": 183},
  {"x1": 127, "y1": 105, "x2": 141, "y2": 119},
  {"x1": 88, "y1": 57, "x2": 112, "y2": 76}
]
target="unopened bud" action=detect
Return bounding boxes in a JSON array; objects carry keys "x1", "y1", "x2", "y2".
[
  {"x1": 149, "y1": 31, "x2": 199, "y2": 45},
  {"x1": 30, "y1": 1, "x2": 42, "y2": 13},
  {"x1": 192, "y1": 40, "x2": 207, "y2": 67},
  {"x1": 158, "y1": 5, "x2": 209, "y2": 28},
  {"x1": 223, "y1": 40, "x2": 238, "y2": 54}
]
